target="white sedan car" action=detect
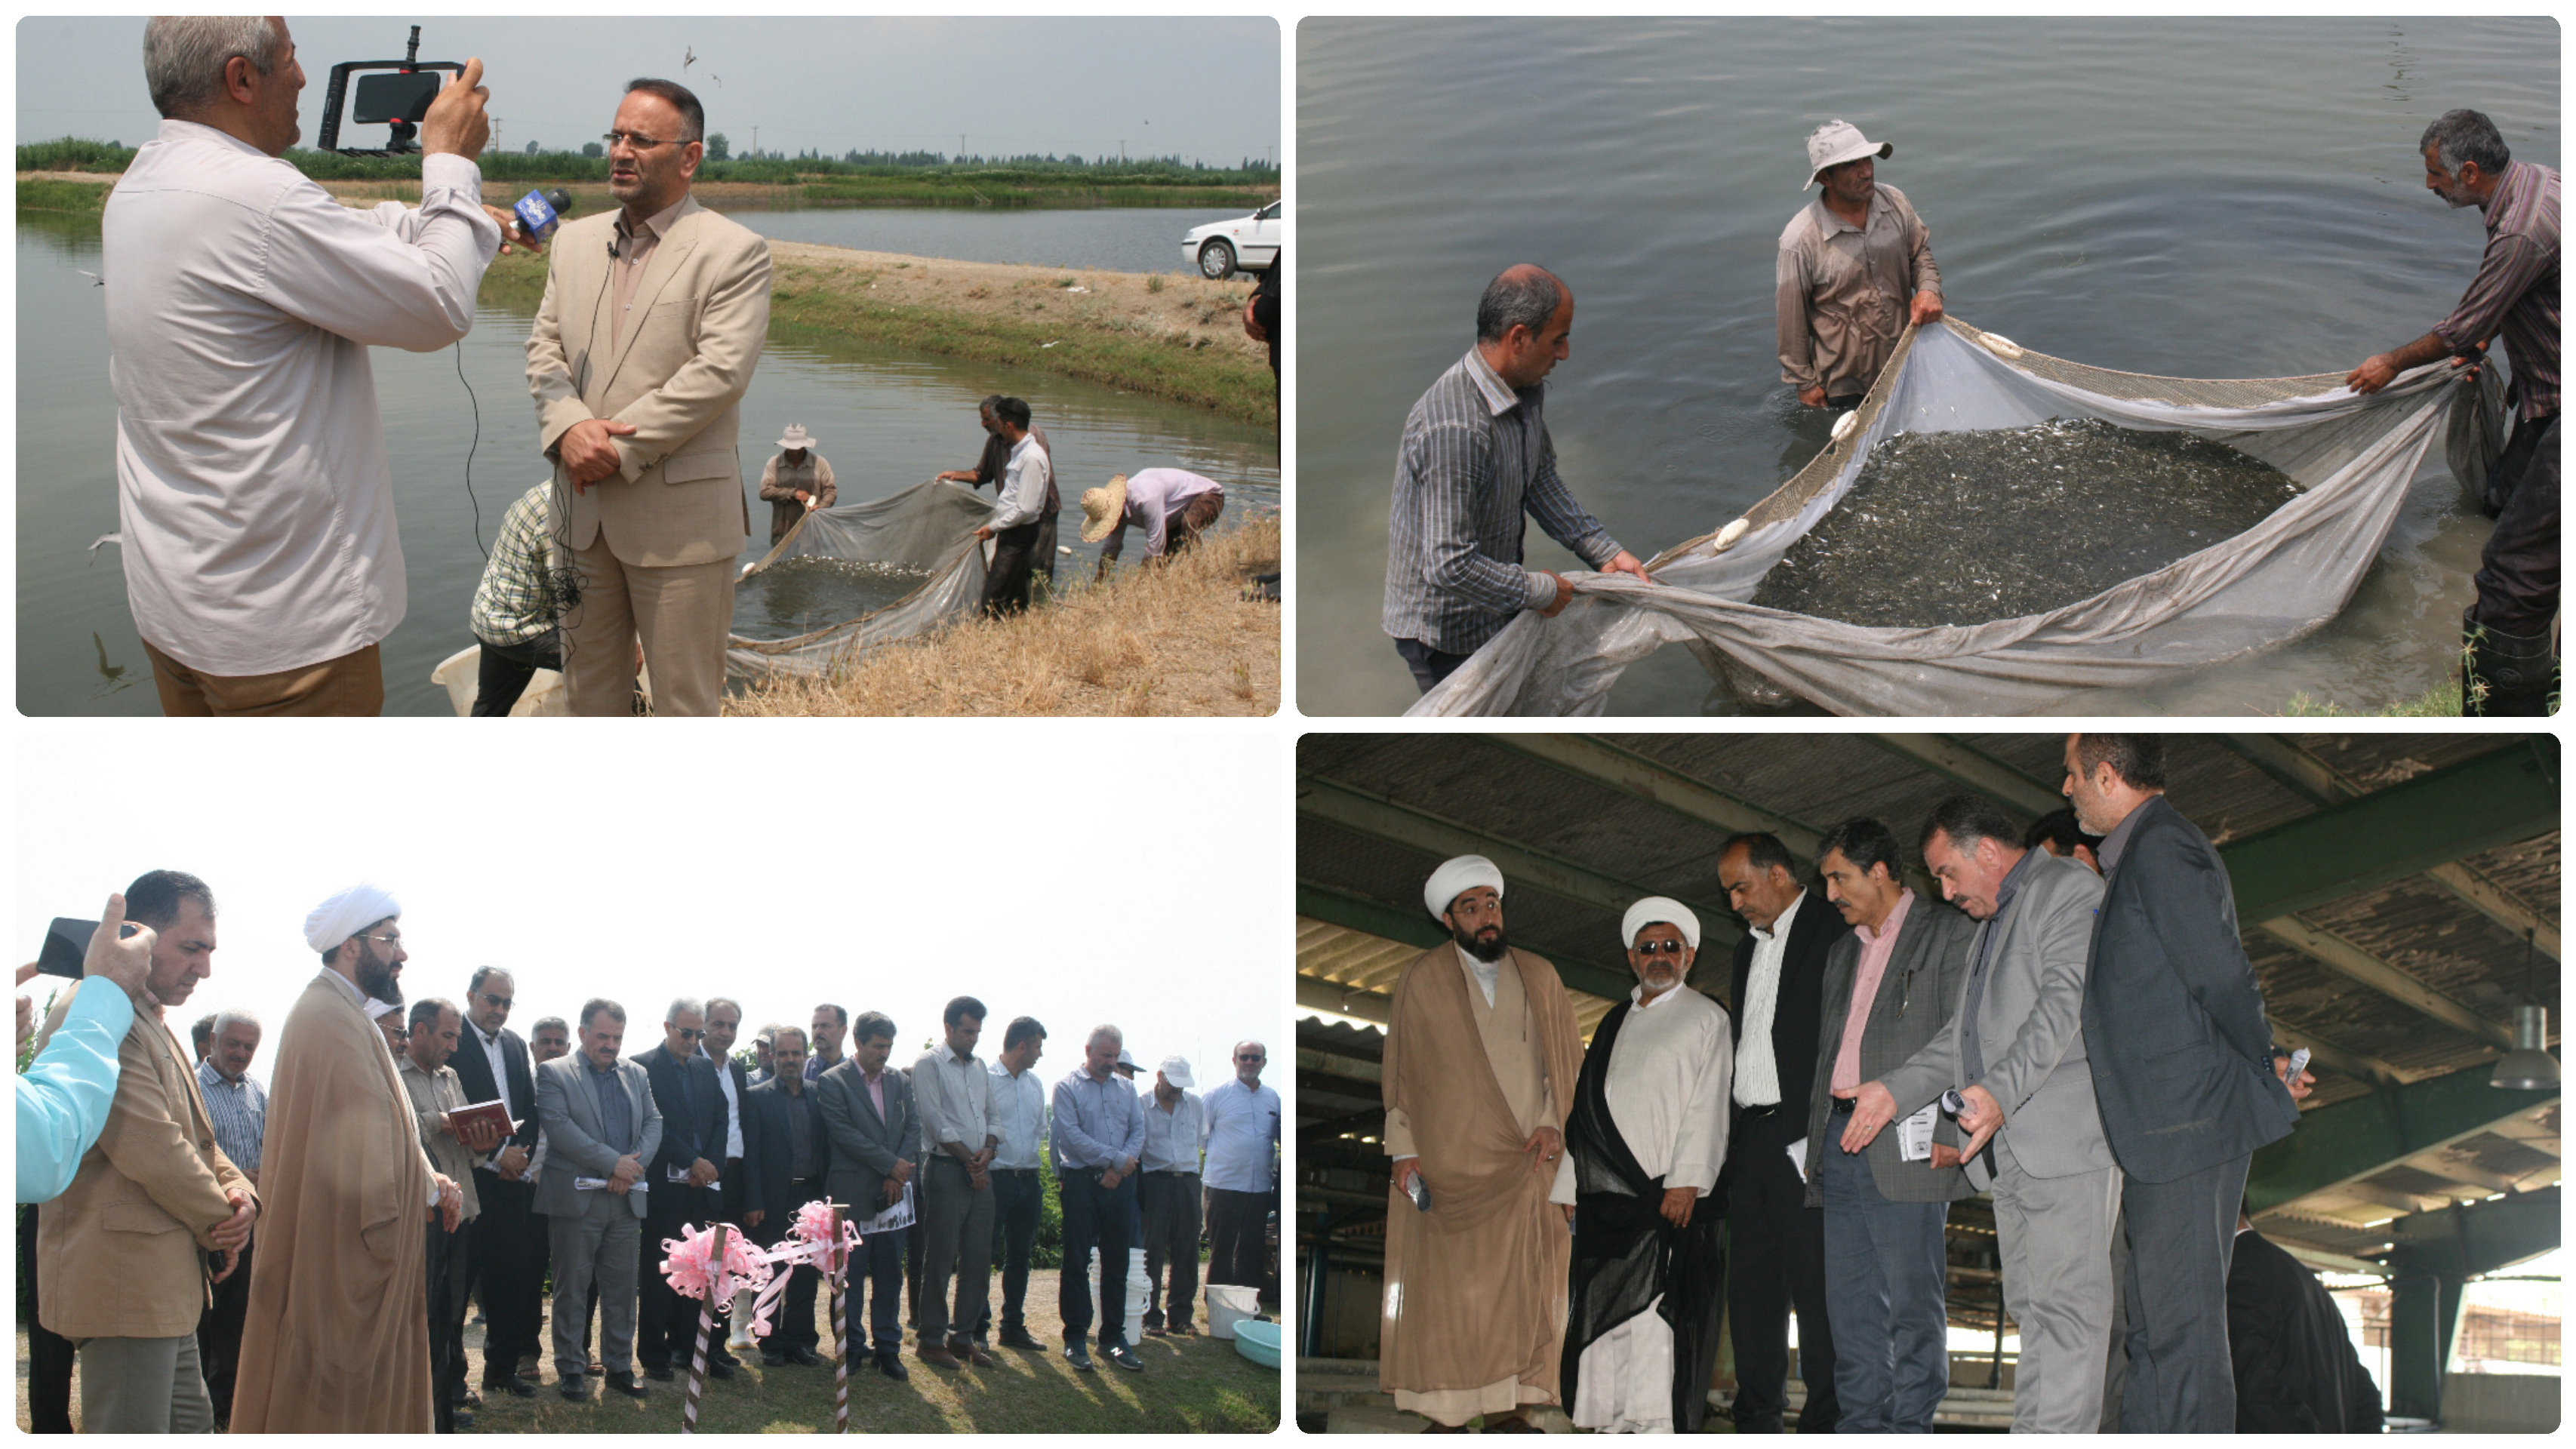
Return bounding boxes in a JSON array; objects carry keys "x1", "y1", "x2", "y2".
[{"x1": 1182, "y1": 202, "x2": 1281, "y2": 280}]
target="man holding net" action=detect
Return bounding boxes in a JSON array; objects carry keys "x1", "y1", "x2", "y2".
[{"x1": 2346, "y1": 108, "x2": 2558, "y2": 717}]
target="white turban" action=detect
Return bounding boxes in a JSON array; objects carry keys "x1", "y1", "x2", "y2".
[
  {"x1": 304, "y1": 883, "x2": 400, "y2": 955},
  {"x1": 1423, "y1": 854, "x2": 1506, "y2": 921},
  {"x1": 364, "y1": 998, "x2": 400, "y2": 1022},
  {"x1": 1622, "y1": 897, "x2": 1700, "y2": 950}
]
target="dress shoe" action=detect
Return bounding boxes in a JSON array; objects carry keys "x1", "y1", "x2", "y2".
[
  {"x1": 483, "y1": 1374, "x2": 538, "y2": 1398},
  {"x1": 787, "y1": 1346, "x2": 823, "y2": 1367},
  {"x1": 556, "y1": 1375, "x2": 587, "y2": 1402},
  {"x1": 606, "y1": 1372, "x2": 651, "y2": 1398},
  {"x1": 1420, "y1": 1421, "x2": 1470, "y2": 1432},
  {"x1": 643, "y1": 1364, "x2": 676, "y2": 1382},
  {"x1": 947, "y1": 1336, "x2": 996, "y2": 1368},
  {"x1": 1063, "y1": 1343, "x2": 1095, "y2": 1372},
  {"x1": 997, "y1": 1327, "x2": 1045, "y2": 1351},
  {"x1": 1105, "y1": 1343, "x2": 1144, "y2": 1373},
  {"x1": 876, "y1": 1353, "x2": 910, "y2": 1383},
  {"x1": 763, "y1": 1348, "x2": 788, "y2": 1367},
  {"x1": 706, "y1": 1357, "x2": 737, "y2": 1381},
  {"x1": 452, "y1": 1387, "x2": 482, "y2": 1409},
  {"x1": 1485, "y1": 1414, "x2": 1542, "y2": 1433},
  {"x1": 917, "y1": 1343, "x2": 963, "y2": 1371}
]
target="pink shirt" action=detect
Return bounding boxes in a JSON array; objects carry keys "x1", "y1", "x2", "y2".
[
  {"x1": 1830, "y1": 888, "x2": 1915, "y2": 1095},
  {"x1": 861, "y1": 1065, "x2": 887, "y2": 1119}
]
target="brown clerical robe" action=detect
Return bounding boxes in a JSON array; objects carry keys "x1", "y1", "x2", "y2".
[
  {"x1": 229, "y1": 971, "x2": 434, "y2": 1433},
  {"x1": 1380, "y1": 943, "x2": 1583, "y2": 1423}
]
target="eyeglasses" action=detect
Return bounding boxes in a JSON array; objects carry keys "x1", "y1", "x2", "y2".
[
  {"x1": 476, "y1": 992, "x2": 513, "y2": 1009},
  {"x1": 672, "y1": 1028, "x2": 704, "y2": 1041},
  {"x1": 361, "y1": 932, "x2": 402, "y2": 947},
  {"x1": 1633, "y1": 940, "x2": 1688, "y2": 955},
  {"x1": 604, "y1": 131, "x2": 687, "y2": 152}
]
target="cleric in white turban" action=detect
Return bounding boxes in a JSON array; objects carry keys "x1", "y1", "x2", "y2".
[
  {"x1": 231, "y1": 880, "x2": 451, "y2": 1433},
  {"x1": 1422, "y1": 854, "x2": 1505, "y2": 921},
  {"x1": 304, "y1": 882, "x2": 401, "y2": 958},
  {"x1": 1620, "y1": 896, "x2": 1700, "y2": 951}
]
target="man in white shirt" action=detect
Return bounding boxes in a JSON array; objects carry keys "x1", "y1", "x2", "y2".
[
  {"x1": 1201, "y1": 1041, "x2": 1279, "y2": 1296},
  {"x1": 1079, "y1": 467, "x2": 1227, "y2": 576},
  {"x1": 910, "y1": 996, "x2": 999, "y2": 1371},
  {"x1": 1137, "y1": 1056, "x2": 1210, "y2": 1337},
  {"x1": 104, "y1": 17, "x2": 519, "y2": 715},
  {"x1": 974, "y1": 396, "x2": 1054, "y2": 617},
  {"x1": 1552, "y1": 899, "x2": 1731, "y2": 1432},
  {"x1": 977, "y1": 1017, "x2": 1050, "y2": 1351}
]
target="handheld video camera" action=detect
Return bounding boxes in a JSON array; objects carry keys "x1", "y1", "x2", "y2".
[{"x1": 317, "y1": 25, "x2": 464, "y2": 157}]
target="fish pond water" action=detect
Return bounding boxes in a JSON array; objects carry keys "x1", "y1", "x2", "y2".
[
  {"x1": 731, "y1": 557, "x2": 943, "y2": 644},
  {"x1": 1750, "y1": 420, "x2": 2304, "y2": 628}
]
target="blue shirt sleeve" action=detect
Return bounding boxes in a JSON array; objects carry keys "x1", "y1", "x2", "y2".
[{"x1": 16, "y1": 978, "x2": 135, "y2": 1204}]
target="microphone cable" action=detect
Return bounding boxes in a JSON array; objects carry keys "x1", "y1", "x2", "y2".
[{"x1": 457, "y1": 339, "x2": 485, "y2": 558}]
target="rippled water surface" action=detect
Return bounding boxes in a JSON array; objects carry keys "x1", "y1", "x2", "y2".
[{"x1": 1297, "y1": 17, "x2": 2557, "y2": 714}]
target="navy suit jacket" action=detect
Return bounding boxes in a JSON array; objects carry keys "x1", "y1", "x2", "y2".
[
  {"x1": 2080, "y1": 793, "x2": 2298, "y2": 1182},
  {"x1": 635, "y1": 1042, "x2": 727, "y2": 1180}
]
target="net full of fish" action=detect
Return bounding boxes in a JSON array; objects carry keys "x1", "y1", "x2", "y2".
[
  {"x1": 732, "y1": 556, "x2": 938, "y2": 641},
  {"x1": 1747, "y1": 417, "x2": 2304, "y2": 628}
]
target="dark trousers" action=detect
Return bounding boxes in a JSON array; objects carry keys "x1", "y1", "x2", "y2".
[
  {"x1": 2119, "y1": 1153, "x2": 2251, "y2": 1434},
  {"x1": 755, "y1": 1177, "x2": 829, "y2": 1352},
  {"x1": 469, "y1": 1171, "x2": 542, "y2": 1383},
  {"x1": 1138, "y1": 1171, "x2": 1202, "y2": 1330},
  {"x1": 637, "y1": 1180, "x2": 716, "y2": 1371},
  {"x1": 851, "y1": 1223, "x2": 908, "y2": 1356},
  {"x1": 1725, "y1": 1112, "x2": 1840, "y2": 1432},
  {"x1": 2471, "y1": 414, "x2": 2559, "y2": 636},
  {"x1": 196, "y1": 1235, "x2": 255, "y2": 1423},
  {"x1": 1817, "y1": 1131, "x2": 1949, "y2": 1433},
  {"x1": 1204, "y1": 1186, "x2": 1271, "y2": 1291},
  {"x1": 1393, "y1": 637, "x2": 1472, "y2": 694},
  {"x1": 977, "y1": 1169, "x2": 1045, "y2": 1340},
  {"x1": 1058, "y1": 1169, "x2": 1138, "y2": 1349},
  {"x1": 20, "y1": 1204, "x2": 75, "y2": 1433},
  {"x1": 980, "y1": 521, "x2": 1042, "y2": 618},
  {"x1": 1036, "y1": 511, "x2": 1060, "y2": 585},
  {"x1": 469, "y1": 628, "x2": 563, "y2": 716},
  {"x1": 427, "y1": 1220, "x2": 475, "y2": 1430}
]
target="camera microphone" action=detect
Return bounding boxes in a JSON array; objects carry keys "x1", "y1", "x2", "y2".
[{"x1": 512, "y1": 186, "x2": 574, "y2": 244}]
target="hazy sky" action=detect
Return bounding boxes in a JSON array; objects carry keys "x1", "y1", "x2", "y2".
[
  {"x1": 17, "y1": 17, "x2": 1281, "y2": 165},
  {"x1": 18, "y1": 726, "x2": 1284, "y2": 1094}
]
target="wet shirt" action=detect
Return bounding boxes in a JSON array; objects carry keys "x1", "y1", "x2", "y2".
[
  {"x1": 1383, "y1": 346, "x2": 1626, "y2": 655},
  {"x1": 2433, "y1": 160, "x2": 2560, "y2": 420},
  {"x1": 1776, "y1": 183, "x2": 1941, "y2": 399}
]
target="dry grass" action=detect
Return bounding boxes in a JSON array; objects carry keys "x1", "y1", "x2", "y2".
[{"x1": 728, "y1": 518, "x2": 1279, "y2": 717}]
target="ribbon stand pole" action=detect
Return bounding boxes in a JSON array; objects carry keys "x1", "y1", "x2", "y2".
[
  {"x1": 830, "y1": 1204, "x2": 851, "y2": 1434},
  {"x1": 682, "y1": 1222, "x2": 729, "y2": 1435}
]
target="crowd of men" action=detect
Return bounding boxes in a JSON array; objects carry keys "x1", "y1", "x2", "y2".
[
  {"x1": 1378, "y1": 734, "x2": 2384, "y2": 1434},
  {"x1": 105, "y1": 17, "x2": 1243, "y2": 718},
  {"x1": 1383, "y1": 111, "x2": 2557, "y2": 714},
  {"x1": 15, "y1": 875, "x2": 1280, "y2": 1432}
]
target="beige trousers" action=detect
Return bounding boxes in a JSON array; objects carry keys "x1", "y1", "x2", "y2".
[
  {"x1": 561, "y1": 540, "x2": 736, "y2": 717},
  {"x1": 143, "y1": 638, "x2": 383, "y2": 717}
]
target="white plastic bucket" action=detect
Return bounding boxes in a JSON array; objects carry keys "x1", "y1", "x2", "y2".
[
  {"x1": 1206, "y1": 1283, "x2": 1260, "y2": 1340},
  {"x1": 1090, "y1": 1247, "x2": 1149, "y2": 1346}
]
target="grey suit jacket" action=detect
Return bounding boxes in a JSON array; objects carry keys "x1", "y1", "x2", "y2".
[
  {"x1": 815, "y1": 1059, "x2": 917, "y2": 1216},
  {"x1": 525, "y1": 194, "x2": 771, "y2": 568},
  {"x1": 1882, "y1": 851, "x2": 2114, "y2": 1186},
  {"x1": 1802, "y1": 894, "x2": 1979, "y2": 1206},
  {"x1": 533, "y1": 1053, "x2": 663, "y2": 1219}
]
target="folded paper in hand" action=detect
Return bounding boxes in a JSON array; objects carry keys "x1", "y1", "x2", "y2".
[
  {"x1": 574, "y1": 1177, "x2": 648, "y2": 1194},
  {"x1": 859, "y1": 1180, "x2": 915, "y2": 1234},
  {"x1": 1897, "y1": 1103, "x2": 1939, "y2": 1163}
]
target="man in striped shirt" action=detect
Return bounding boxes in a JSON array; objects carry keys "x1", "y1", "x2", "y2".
[
  {"x1": 2347, "y1": 108, "x2": 2558, "y2": 715},
  {"x1": 1383, "y1": 266, "x2": 1651, "y2": 694},
  {"x1": 194, "y1": 1011, "x2": 265, "y2": 1428}
]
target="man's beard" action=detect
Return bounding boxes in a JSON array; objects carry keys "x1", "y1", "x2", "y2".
[
  {"x1": 1452, "y1": 923, "x2": 1510, "y2": 963},
  {"x1": 356, "y1": 943, "x2": 403, "y2": 1008}
]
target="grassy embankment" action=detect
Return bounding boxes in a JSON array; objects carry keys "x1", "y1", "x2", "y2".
[{"x1": 729, "y1": 517, "x2": 1280, "y2": 717}]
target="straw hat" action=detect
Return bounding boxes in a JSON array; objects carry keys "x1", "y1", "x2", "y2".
[
  {"x1": 1804, "y1": 118, "x2": 1892, "y2": 189},
  {"x1": 777, "y1": 423, "x2": 816, "y2": 451},
  {"x1": 1079, "y1": 474, "x2": 1131, "y2": 543}
]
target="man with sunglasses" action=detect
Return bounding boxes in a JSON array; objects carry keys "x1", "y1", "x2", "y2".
[
  {"x1": 1798, "y1": 819, "x2": 1976, "y2": 1433},
  {"x1": 1201, "y1": 1040, "x2": 1279, "y2": 1301},
  {"x1": 1551, "y1": 899, "x2": 1730, "y2": 1433},
  {"x1": 451, "y1": 966, "x2": 544, "y2": 1398},
  {"x1": 525, "y1": 77, "x2": 772, "y2": 716},
  {"x1": 632, "y1": 998, "x2": 729, "y2": 1381}
]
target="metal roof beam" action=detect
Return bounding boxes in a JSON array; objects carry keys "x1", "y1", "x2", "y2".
[
  {"x1": 2219, "y1": 740, "x2": 2559, "y2": 921},
  {"x1": 1864, "y1": 734, "x2": 2065, "y2": 818},
  {"x1": 2257, "y1": 915, "x2": 2514, "y2": 1051},
  {"x1": 2245, "y1": 1061, "x2": 2558, "y2": 1215},
  {"x1": 1483, "y1": 734, "x2": 1822, "y2": 860},
  {"x1": 2423, "y1": 863, "x2": 2562, "y2": 963},
  {"x1": 1296, "y1": 973, "x2": 1390, "y2": 1026},
  {"x1": 2387, "y1": 1185, "x2": 2562, "y2": 1279}
]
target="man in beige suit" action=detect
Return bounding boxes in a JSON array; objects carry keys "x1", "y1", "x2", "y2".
[
  {"x1": 34, "y1": 869, "x2": 257, "y2": 1433},
  {"x1": 525, "y1": 78, "x2": 771, "y2": 716}
]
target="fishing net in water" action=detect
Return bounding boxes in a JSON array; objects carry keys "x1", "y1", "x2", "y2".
[
  {"x1": 1410, "y1": 315, "x2": 2488, "y2": 717},
  {"x1": 723, "y1": 478, "x2": 995, "y2": 682}
]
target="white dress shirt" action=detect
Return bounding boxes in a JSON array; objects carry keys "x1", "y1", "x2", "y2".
[
  {"x1": 1733, "y1": 889, "x2": 1806, "y2": 1107},
  {"x1": 1201, "y1": 1076, "x2": 1282, "y2": 1192},
  {"x1": 988, "y1": 1060, "x2": 1048, "y2": 1171},
  {"x1": 103, "y1": 119, "x2": 500, "y2": 675},
  {"x1": 913, "y1": 1043, "x2": 996, "y2": 1158},
  {"x1": 472, "y1": 1024, "x2": 517, "y2": 1118},
  {"x1": 699, "y1": 1044, "x2": 744, "y2": 1159},
  {"x1": 986, "y1": 433, "x2": 1054, "y2": 531}
]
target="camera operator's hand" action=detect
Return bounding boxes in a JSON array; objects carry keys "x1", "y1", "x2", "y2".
[
  {"x1": 86, "y1": 893, "x2": 156, "y2": 1011},
  {"x1": 561, "y1": 417, "x2": 639, "y2": 491},
  {"x1": 420, "y1": 57, "x2": 492, "y2": 161}
]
